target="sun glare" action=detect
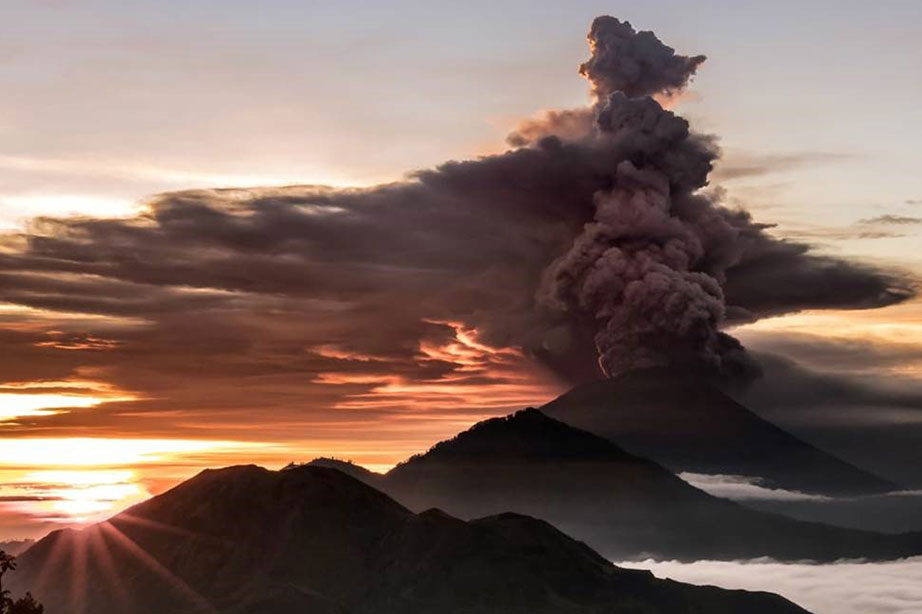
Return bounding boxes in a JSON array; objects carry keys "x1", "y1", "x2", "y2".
[
  {"x1": 0, "y1": 468, "x2": 147, "y2": 524},
  {"x1": 0, "y1": 440, "x2": 281, "y2": 528}
]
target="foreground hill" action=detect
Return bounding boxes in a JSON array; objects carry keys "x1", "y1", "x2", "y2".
[
  {"x1": 8, "y1": 464, "x2": 809, "y2": 614},
  {"x1": 315, "y1": 409, "x2": 922, "y2": 561},
  {"x1": 541, "y1": 368, "x2": 898, "y2": 496}
]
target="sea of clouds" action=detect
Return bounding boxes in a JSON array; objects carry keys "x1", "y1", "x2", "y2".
[{"x1": 618, "y1": 557, "x2": 922, "y2": 614}]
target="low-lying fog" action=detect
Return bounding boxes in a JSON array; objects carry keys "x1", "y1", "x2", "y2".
[
  {"x1": 681, "y1": 472, "x2": 922, "y2": 533},
  {"x1": 619, "y1": 557, "x2": 922, "y2": 614}
]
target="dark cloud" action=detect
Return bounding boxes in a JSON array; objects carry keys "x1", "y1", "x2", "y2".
[
  {"x1": 725, "y1": 338, "x2": 922, "y2": 486},
  {"x1": 741, "y1": 333, "x2": 922, "y2": 378},
  {"x1": 578, "y1": 16, "x2": 706, "y2": 100},
  {"x1": 739, "y1": 351, "x2": 922, "y2": 412},
  {"x1": 720, "y1": 236, "x2": 913, "y2": 320},
  {"x1": 0, "y1": 15, "x2": 914, "y2": 436}
]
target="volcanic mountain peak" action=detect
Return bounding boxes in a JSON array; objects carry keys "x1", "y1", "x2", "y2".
[
  {"x1": 127, "y1": 463, "x2": 411, "y2": 537},
  {"x1": 8, "y1": 464, "x2": 810, "y2": 614},
  {"x1": 394, "y1": 407, "x2": 645, "y2": 467},
  {"x1": 541, "y1": 367, "x2": 899, "y2": 496}
]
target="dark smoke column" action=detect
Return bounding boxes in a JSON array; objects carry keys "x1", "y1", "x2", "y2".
[
  {"x1": 579, "y1": 16, "x2": 706, "y2": 100},
  {"x1": 539, "y1": 17, "x2": 750, "y2": 378}
]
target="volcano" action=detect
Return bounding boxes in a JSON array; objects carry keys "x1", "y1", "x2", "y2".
[
  {"x1": 541, "y1": 368, "x2": 898, "y2": 496},
  {"x1": 314, "y1": 409, "x2": 921, "y2": 562},
  {"x1": 7, "y1": 464, "x2": 809, "y2": 614}
]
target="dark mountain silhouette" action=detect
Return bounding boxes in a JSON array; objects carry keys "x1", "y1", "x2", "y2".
[
  {"x1": 7, "y1": 464, "x2": 810, "y2": 614},
  {"x1": 541, "y1": 368, "x2": 898, "y2": 496},
  {"x1": 300, "y1": 458, "x2": 384, "y2": 486},
  {"x1": 318, "y1": 409, "x2": 922, "y2": 561}
]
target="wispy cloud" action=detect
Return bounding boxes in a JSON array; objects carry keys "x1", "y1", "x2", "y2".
[
  {"x1": 711, "y1": 151, "x2": 851, "y2": 182},
  {"x1": 679, "y1": 472, "x2": 832, "y2": 501},
  {"x1": 859, "y1": 214, "x2": 922, "y2": 225},
  {"x1": 778, "y1": 212, "x2": 922, "y2": 241}
]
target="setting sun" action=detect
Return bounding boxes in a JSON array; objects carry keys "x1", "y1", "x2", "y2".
[{"x1": 19, "y1": 470, "x2": 146, "y2": 523}]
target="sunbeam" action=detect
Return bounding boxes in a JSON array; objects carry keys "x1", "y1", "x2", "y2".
[{"x1": 99, "y1": 522, "x2": 217, "y2": 613}]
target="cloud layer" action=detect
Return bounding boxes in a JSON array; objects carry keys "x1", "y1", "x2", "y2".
[{"x1": 621, "y1": 557, "x2": 922, "y2": 614}]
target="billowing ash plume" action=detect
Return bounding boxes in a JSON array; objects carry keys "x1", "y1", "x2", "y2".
[
  {"x1": 579, "y1": 16, "x2": 707, "y2": 101},
  {"x1": 537, "y1": 19, "x2": 749, "y2": 377},
  {"x1": 0, "y1": 15, "x2": 913, "y2": 400}
]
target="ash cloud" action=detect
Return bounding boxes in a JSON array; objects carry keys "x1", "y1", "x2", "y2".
[
  {"x1": 579, "y1": 16, "x2": 706, "y2": 101},
  {"x1": 535, "y1": 91, "x2": 744, "y2": 376},
  {"x1": 0, "y1": 14, "x2": 914, "y2": 413},
  {"x1": 720, "y1": 237, "x2": 912, "y2": 321}
]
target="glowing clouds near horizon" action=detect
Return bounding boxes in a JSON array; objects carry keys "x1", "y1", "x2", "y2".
[
  {"x1": 0, "y1": 438, "x2": 273, "y2": 467},
  {"x1": 0, "y1": 380, "x2": 135, "y2": 422},
  {"x1": 0, "y1": 469, "x2": 147, "y2": 525},
  {"x1": 0, "y1": 438, "x2": 285, "y2": 533},
  {"x1": 312, "y1": 320, "x2": 562, "y2": 412}
]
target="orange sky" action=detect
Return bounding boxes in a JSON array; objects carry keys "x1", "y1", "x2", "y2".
[{"x1": 0, "y1": 315, "x2": 566, "y2": 538}]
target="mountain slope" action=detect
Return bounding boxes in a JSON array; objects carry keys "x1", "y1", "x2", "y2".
[
  {"x1": 8, "y1": 464, "x2": 809, "y2": 614},
  {"x1": 541, "y1": 368, "x2": 898, "y2": 496},
  {"x1": 364, "y1": 409, "x2": 922, "y2": 561}
]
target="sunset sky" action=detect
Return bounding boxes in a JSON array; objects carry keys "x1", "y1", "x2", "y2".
[{"x1": 1, "y1": 0, "x2": 921, "y2": 539}]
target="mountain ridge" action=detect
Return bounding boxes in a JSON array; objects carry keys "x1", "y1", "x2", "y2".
[
  {"x1": 8, "y1": 464, "x2": 810, "y2": 614},
  {"x1": 313, "y1": 408, "x2": 922, "y2": 562}
]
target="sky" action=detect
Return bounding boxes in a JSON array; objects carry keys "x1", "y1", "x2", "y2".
[{"x1": 1, "y1": 0, "x2": 921, "y2": 539}]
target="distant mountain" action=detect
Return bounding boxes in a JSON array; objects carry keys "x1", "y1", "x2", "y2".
[
  {"x1": 541, "y1": 368, "x2": 898, "y2": 496},
  {"x1": 8, "y1": 465, "x2": 809, "y2": 614},
  {"x1": 326, "y1": 409, "x2": 922, "y2": 561},
  {"x1": 0, "y1": 539, "x2": 33, "y2": 555}
]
